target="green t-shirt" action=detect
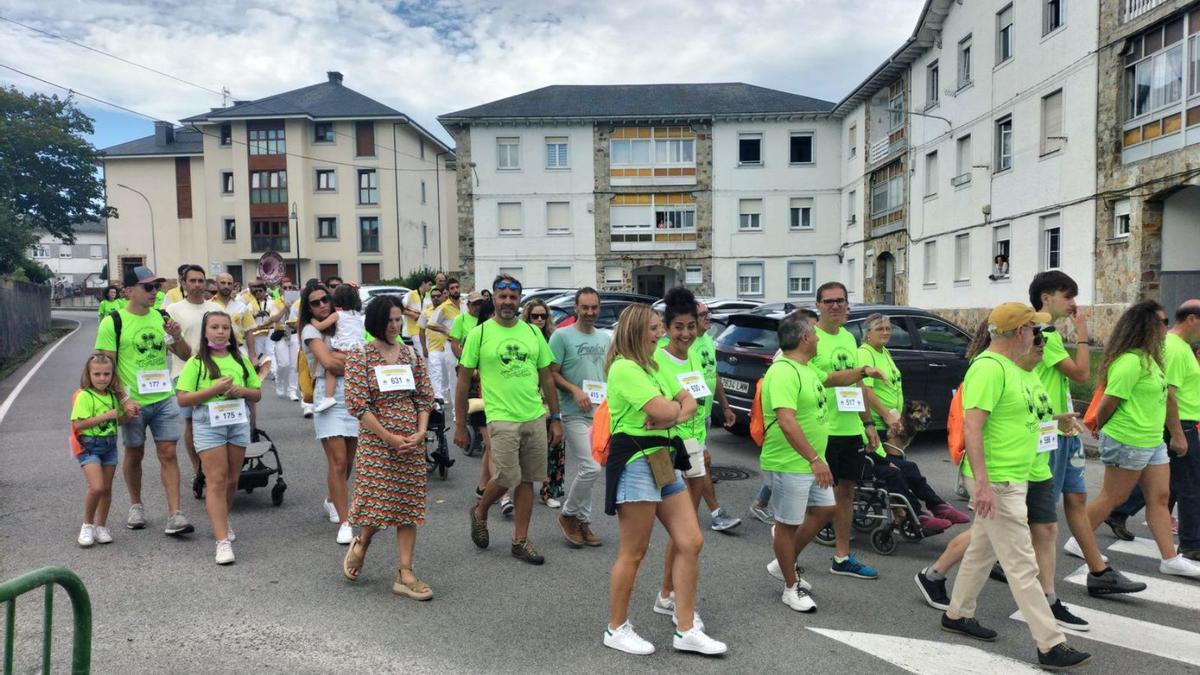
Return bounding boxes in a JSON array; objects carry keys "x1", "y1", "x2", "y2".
[
  {"x1": 1103, "y1": 350, "x2": 1167, "y2": 447},
  {"x1": 606, "y1": 357, "x2": 681, "y2": 440},
  {"x1": 94, "y1": 308, "x2": 173, "y2": 406},
  {"x1": 175, "y1": 352, "x2": 262, "y2": 403},
  {"x1": 449, "y1": 313, "x2": 479, "y2": 344},
  {"x1": 858, "y1": 344, "x2": 902, "y2": 430},
  {"x1": 71, "y1": 388, "x2": 119, "y2": 437},
  {"x1": 460, "y1": 319, "x2": 554, "y2": 423},
  {"x1": 813, "y1": 325, "x2": 864, "y2": 437},
  {"x1": 654, "y1": 346, "x2": 708, "y2": 442},
  {"x1": 1021, "y1": 368, "x2": 1054, "y2": 482},
  {"x1": 97, "y1": 299, "x2": 123, "y2": 319},
  {"x1": 548, "y1": 326, "x2": 610, "y2": 419},
  {"x1": 693, "y1": 333, "x2": 718, "y2": 423},
  {"x1": 1035, "y1": 329, "x2": 1075, "y2": 436},
  {"x1": 761, "y1": 357, "x2": 829, "y2": 474},
  {"x1": 153, "y1": 291, "x2": 166, "y2": 310},
  {"x1": 1165, "y1": 332, "x2": 1200, "y2": 421},
  {"x1": 960, "y1": 352, "x2": 1038, "y2": 483}
]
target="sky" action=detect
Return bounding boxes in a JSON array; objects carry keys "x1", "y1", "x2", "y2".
[{"x1": 0, "y1": 0, "x2": 922, "y2": 150}]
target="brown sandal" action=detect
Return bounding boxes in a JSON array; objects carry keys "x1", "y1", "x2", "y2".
[
  {"x1": 392, "y1": 566, "x2": 433, "y2": 601},
  {"x1": 343, "y1": 536, "x2": 367, "y2": 581}
]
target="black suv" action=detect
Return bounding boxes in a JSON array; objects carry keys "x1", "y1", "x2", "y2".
[{"x1": 714, "y1": 304, "x2": 973, "y2": 432}]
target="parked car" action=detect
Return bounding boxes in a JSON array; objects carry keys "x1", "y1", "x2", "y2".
[
  {"x1": 519, "y1": 288, "x2": 574, "y2": 306},
  {"x1": 547, "y1": 292, "x2": 657, "y2": 329},
  {"x1": 358, "y1": 285, "x2": 410, "y2": 306},
  {"x1": 651, "y1": 296, "x2": 764, "y2": 314},
  {"x1": 713, "y1": 305, "x2": 973, "y2": 433}
]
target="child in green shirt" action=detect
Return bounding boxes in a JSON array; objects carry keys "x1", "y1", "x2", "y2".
[{"x1": 70, "y1": 353, "x2": 125, "y2": 547}]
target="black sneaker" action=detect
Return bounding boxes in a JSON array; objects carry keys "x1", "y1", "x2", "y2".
[
  {"x1": 1105, "y1": 517, "x2": 1135, "y2": 542},
  {"x1": 191, "y1": 473, "x2": 205, "y2": 500},
  {"x1": 1049, "y1": 600, "x2": 1089, "y2": 631},
  {"x1": 989, "y1": 562, "x2": 1008, "y2": 584},
  {"x1": 469, "y1": 506, "x2": 489, "y2": 549},
  {"x1": 1181, "y1": 549, "x2": 1200, "y2": 562},
  {"x1": 511, "y1": 539, "x2": 545, "y2": 565},
  {"x1": 1086, "y1": 566, "x2": 1146, "y2": 596},
  {"x1": 940, "y1": 613, "x2": 997, "y2": 642},
  {"x1": 915, "y1": 569, "x2": 950, "y2": 610},
  {"x1": 1037, "y1": 643, "x2": 1092, "y2": 670}
]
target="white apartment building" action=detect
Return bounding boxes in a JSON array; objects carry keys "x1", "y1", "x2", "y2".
[{"x1": 31, "y1": 220, "x2": 108, "y2": 289}]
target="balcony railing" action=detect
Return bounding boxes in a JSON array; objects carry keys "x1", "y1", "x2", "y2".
[
  {"x1": 869, "y1": 136, "x2": 907, "y2": 165},
  {"x1": 610, "y1": 225, "x2": 697, "y2": 252},
  {"x1": 1121, "y1": 0, "x2": 1167, "y2": 23}
]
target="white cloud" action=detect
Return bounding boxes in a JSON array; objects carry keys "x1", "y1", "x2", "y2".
[{"x1": 1, "y1": 0, "x2": 921, "y2": 144}]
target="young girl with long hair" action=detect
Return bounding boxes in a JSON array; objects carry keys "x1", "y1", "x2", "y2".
[{"x1": 70, "y1": 353, "x2": 125, "y2": 547}]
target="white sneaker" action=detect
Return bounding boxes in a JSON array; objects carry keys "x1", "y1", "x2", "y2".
[
  {"x1": 604, "y1": 621, "x2": 655, "y2": 655},
  {"x1": 1063, "y1": 536, "x2": 1107, "y2": 562},
  {"x1": 1160, "y1": 554, "x2": 1200, "y2": 578},
  {"x1": 302, "y1": 403, "x2": 314, "y2": 418},
  {"x1": 227, "y1": 521, "x2": 236, "y2": 543},
  {"x1": 215, "y1": 539, "x2": 235, "y2": 565},
  {"x1": 673, "y1": 626, "x2": 727, "y2": 655},
  {"x1": 652, "y1": 591, "x2": 675, "y2": 616},
  {"x1": 323, "y1": 499, "x2": 339, "y2": 523},
  {"x1": 337, "y1": 521, "x2": 353, "y2": 545},
  {"x1": 766, "y1": 559, "x2": 813, "y2": 591},
  {"x1": 545, "y1": 497, "x2": 562, "y2": 509},
  {"x1": 672, "y1": 610, "x2": 705, "y2": 632},
  {"x1": 313, "y1": 398, "x2": 337, "y2": 413},
  {"x1": 288, "y1": 392, "x2": 300, "y2": 402},
  {"x1": 782, "y1": 584, "x2": 817, "y2": 613},
  {"x1": 94, "y1": 526, "x2": 113, "y2": 544},
  {"x1": 77, "y1": 524, "x2": 95, "y2": 548}
]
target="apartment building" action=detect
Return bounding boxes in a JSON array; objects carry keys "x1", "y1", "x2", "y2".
[
  {"x1": 102, "y1": 72, "x2": 456, "y2": 285},
  {"x1": 31, "y1": 220, "x2": 108, "y2": 289},
  {"x1": 438, "y1": 84, "x2": 840, "y2": 297}
]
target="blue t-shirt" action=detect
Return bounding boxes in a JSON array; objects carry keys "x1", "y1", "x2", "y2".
[{"x1": 548, "y1": 326, "x2": 611, "y2": 419}]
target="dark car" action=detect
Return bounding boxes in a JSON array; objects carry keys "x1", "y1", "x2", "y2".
[
  {"x1": 714, "y1": 305, "x2": 973, "y2": 432},
  {"x1": 547, "y1": 292, "x2": 657, "y2": 329},
  {"x1": 520, "y1": 288, "x2": 574, "y2": 307}
]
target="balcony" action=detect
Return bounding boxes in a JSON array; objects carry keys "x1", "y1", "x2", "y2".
[
  {"x1": 610, "y1": 224, "x2": 697, "y2": 252},
  {"x1": 1121, "y1": 0, "x2": 1167, "y2": 23},
  {"x1": 868, "y1": 136, "x2": 907, "y2": 167}
]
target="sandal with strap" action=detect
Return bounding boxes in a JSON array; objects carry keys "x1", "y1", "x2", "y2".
[
  {"x1": 343, "y1": 536, "x2": 367, "y2": 581},
  {"x1": 393, "y1": 566, "x2": 433, "y2": 601}
]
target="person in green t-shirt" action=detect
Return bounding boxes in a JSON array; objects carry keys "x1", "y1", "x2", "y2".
[
  {"x1": 692, "y1": 302, "x2": 740, "y2": 528},
  {"x1": 457, "y1": 274, "x2": 561, "y2": 566},
  {"x1": 1162, "y1": 300, "x2": 1200, "y2": 555},
  {"x1": 70, "y1": 352, "x2": 125, "y2": 548},
  {"x1": 97, "y1": 286, "x2": 123, "y2": 319}
]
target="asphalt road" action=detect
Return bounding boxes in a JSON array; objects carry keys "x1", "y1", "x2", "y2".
[{"x1": 1, "y1": 312, "x2": 1196, "y2": 673}]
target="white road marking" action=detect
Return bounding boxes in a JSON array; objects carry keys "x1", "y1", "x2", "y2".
[
  {"x1": 1108, "y1": 537, "x2": 1165, "y2": 560},
  {"x1": 808, "y1": 627, "x2": 1041, "y2": 673},
  {"x1": 1012, "y1": 605, "x2": 1200, "y2": 667},
  {"x1": 1064, "y1": 563, "x2": 1200, "y2": 610},
  {"x1": 0, "y1": 319, "x2": 80, "y2": 427}
]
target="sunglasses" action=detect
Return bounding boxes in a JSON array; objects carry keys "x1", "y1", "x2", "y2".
[
  {"x1": 529, "y1": 313, "x2": 547, "y2": 320},
  {"x1": 250, "y1": 286, "x2": 265, "y2": 291},
  {"x1": 140, "y1": 282, "x2": 161, "y2": 292},
  {"x1": 819, "y1": 298, "x2": 848, "y2": 306},
  {"x1": 309, "y1": 296, "x2": 331, "y2": 307},
  {"x1": 493, "y1": 280, "x2": 521, "y2": 292},
  {"x1": 282, "y1": 286, "x2": 296, "y2": 291}
]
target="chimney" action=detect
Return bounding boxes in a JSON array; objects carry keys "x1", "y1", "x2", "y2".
[
  {"x1": 154, "y1": 121, "x2": 174, "y2": 146},
  {"x1": 328, "y1": 71, "x2": 343, "y2": 85}
]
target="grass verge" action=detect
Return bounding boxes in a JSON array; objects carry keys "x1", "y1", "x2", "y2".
[{"x1": 0, "y1": 325, "x2": 73, "y2": 382}]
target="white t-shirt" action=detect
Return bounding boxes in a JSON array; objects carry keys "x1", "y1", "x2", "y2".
[
  {"x1": 330, "y1": 310, "x2": 366, "y2": 352},
  {"x1": 301, "y1": 324, "x2": 328, "y2": 378},
  {"x1": 166, "y1": 299, "x2": 223, "y2": 377}
]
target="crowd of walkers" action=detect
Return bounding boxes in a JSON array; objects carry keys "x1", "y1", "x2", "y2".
[{"x1": 69, "y1": 263, "x2": 1200, "y2": 666}]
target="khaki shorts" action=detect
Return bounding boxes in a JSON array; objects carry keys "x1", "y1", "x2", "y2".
[{"x1": 488, "y1": 417, "x2": 548, "y2": 488}]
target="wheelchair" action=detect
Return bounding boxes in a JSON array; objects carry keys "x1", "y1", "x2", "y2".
[
  {"x1": 426, "y1": 398, "x2": 454, "y2": 480},
  {"x1": 814, "y1": 469, "x2": 942, "y2": 556}
]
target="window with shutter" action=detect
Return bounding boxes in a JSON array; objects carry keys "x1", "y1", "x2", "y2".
[
  {"x1": 355, "y1": 121, "x2": 375, "y2": 157},
  {"x1": 1041, "y1": 90, "x2": 1064, "y2": 155}
]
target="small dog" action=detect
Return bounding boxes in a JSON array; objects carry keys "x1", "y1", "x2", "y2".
[{"x1": 882, "y1": 399, "x2": 933, "y2": 457}]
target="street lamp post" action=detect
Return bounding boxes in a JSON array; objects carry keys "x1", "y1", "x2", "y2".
[
  {"x1": 289, "y1": 202, "x2": 299, "y2": 283},
  {"x1": 117, "y1": 183, "x2": 156, "y2": 271}
]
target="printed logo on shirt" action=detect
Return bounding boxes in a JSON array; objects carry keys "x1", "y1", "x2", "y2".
[
  {"x1": 830, "y1": 347, "x2": 855, "y2": 372},
  {"x1": 574, "y1": 342, "x2": 608, "y2": 359},
  {"x1": 1034, "y1": 389, "x2": 1053, "y2": 421},
  {"x1": 133, "y1": 327, "x2": 165, "y2": 365},
  {"x1": 497, "y1": 339, "x2": 534, "y2": 376},
  {"x1": 698, "y1": 347, "x2": 716, "y2": 375}
]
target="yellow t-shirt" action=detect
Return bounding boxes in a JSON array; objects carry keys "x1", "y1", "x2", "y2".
[{"x1": 420, "y1": 305, "x2": 446, "y2": 352}]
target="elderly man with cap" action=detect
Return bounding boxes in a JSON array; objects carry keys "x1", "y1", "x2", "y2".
[{"x1": 940, "y1": 303, "x2": 1090, "y2": 670}]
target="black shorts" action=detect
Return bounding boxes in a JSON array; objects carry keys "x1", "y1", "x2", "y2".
[
  {"x1": 469, "y1": 411, "x2": 487, "y2": 428},
  {"x1": 826, "y1": 435, "x2": 872, "y2": 484},
  {"x1": 1026, "y1": 479, "x2": 1057, "y2": 524}
]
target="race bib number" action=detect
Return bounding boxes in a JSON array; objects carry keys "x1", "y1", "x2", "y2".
[
  {"x1": 582, "y1": 380, "x2": 607, "y2": 404},
  {"x1": 375, "y1": 364, "x2": 415, "y2": 392},
  {"x1": 136, "y1": 370, "x2": 172, "y2": 395},
  {"x1": 1038, "y1": 421, "x2": 1058, "y2": 453},
  {"x1": 208, "y1": 399, "x2": 247, "y2": 427},
  {"x1": 677, "y1": 371, "x2": 712, "y2": 399},
  {"x1": 834, "y1": 387, "x2": 866, "y2": 412}
]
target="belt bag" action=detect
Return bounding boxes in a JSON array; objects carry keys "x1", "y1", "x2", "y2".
[{"x1": 269, "y1": 329, "x2": 286, "y2": 342}]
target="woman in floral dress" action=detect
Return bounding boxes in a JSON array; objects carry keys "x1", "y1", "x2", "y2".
[{"x1": 341, "y1": 295, "x2": 436, "y2": 600}]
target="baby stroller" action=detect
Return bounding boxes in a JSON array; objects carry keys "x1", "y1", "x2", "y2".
[
  {"x1": 426, "y1": 399, "x2": 454, "y2": 479},
  {"x1": 192, "y1": 428, "x2": 287, "y2": 506}
]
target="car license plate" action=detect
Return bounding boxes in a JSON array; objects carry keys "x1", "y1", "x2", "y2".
[{"x1": 721, "y1": 377, "x2": 749, "y2": 394}]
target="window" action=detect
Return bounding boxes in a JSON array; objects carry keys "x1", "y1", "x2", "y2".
[
  {"x1": 357, "y1": 169, "x2": 378, "y2": 205},
  {"x1": 789, "y1": 197, "x2": 813, "y2": 230},
  {"x1": 954, "y1": 233, "x2": 970, "y2": 281},
  {"x1": 419, "y1": 139, "x2": 425, "y2": 159},
  {"x1": 1123, "y1": 19, "x2": 1186, "y2": 120},
  {"x1": 738, "y1": 133, "x2": 762, "y2": 165},
  {"x1": 604, "y1": 265, "x2": 623, "y2": 284},
  {"x1": 1041, "y1": 213, "x2": 1061, "y2": 270},
  {"x1": 912, "y1": 317, "x2": 970, "y2": 355},
  {"x1": 314, "y1": 122, "x2": 335, "y2": 143},
  {"x1": 545, "y1": 137, "x2": 568, "y2": 169},
  {"x1": 319, "y1": 263, "x2": 340, "y2": 281},
  {"x1": 954, "y1": 135, "x2": 973, "y2": 185},
  {"x1": 420, "y1": 180, "x2": 427, "y2": 204},
  {"x1": 89, "y1": 245, "x2": 103, "y2": 258},
  {"x1": 738, "y1": 198, "x2": 763, "y2": 230},
  {"x1": 685, "y1": 266, "x2": 703, "y2": 285},
  {"x1": 737, "y1": 262, "x2": 764, "y2": 296},
  {"x1": 250, "y1": 170, "x2": 287, "y2": 203},
  {"x1": 889, "y1": 92, "x2": 905, "y2": 131},
  {"x1": 1191, "y1": 33, "x2": 1200, "y2": 97},
  {"x1": 359, "y1": 217, "x2": 380, "y2": 253},
  {"x1": 421, "y1": 222, "x2": 428, "y2": 249},
  {"x1": 923, "y1": 240, "x2": 937, "y2": 285},
  {"x1": 221, "y1": 171, "x2": 234, "y2": 194},
  {"x1": 847, "y1": 259, "x2": 856, "y2": 293},
  {"x1": 847, "y1": 190, "x2": 857, "y2": 224},
  {"x1": 1113, "y1": 199, "x2": 1131, "y2": 237},
  {"x1": 958, "y1": 35, "x2": 973, "y2": 88},
  {"x1": 31, "y1": 244, "x2": 49, "y2": 259},
  {"x1": 848, "y1": 124, "x2": 857, "y2": 157},
  {"x1": 316, "y1": 168, "x2": 336, "y2": 191},
  {"x1": 219, "y1": 124, "x2": 232, "y2": 146},
  {"x1": 1043, "y1": 0, "x2": 1064, "y2": 34},
  {"x1": 251, "y1": 220, "x2": 289, "y2": 253},
  {"x1": 655, "y1": 138, "x2": 694, "y2": 164},
  {"x1": 789, "y1": 133, "x2": 814, "y2": 164},
  {"x1": 610, "y1": 139, "x2": 651, "y2": 166},
  {"x1": 924, "y1": 151, "x2": 938, "y2": 197},
  {"x1": 498, "y1": 202, "x2": 523, "y2": 235},
  {"x1": 927, "y1": 61, "x2": 940, "y2": 107},
  {"x1": 546, "y1": 201, "x2": 570, "y2": 235},
  {"x1": 996, "y1": 5, "x2": 1014, "y2": 64},
  {"x1": 995, "y1": 116, "x2": 1013, "y2": 172},
  {"x1": 498, "y1": 267, "x2": 524, "y2": 281},
  {"x1": 354, "y1": 121, "x2": 375, "y2": 157},
  {"x1": 248, "y1": 127, "x2": 285, "y2": 155},
  {"x1": 991, "y1": 224, "x2": 1011, "y2": 280},
  {"x1": 59, "y1": 245, "x2": 72, "y2": 258},
  {"x1": 360, "y1": 263, "x2": 381, "y2": 284},
  {"x1": 787, "y1": 261, "x2": 816, "y2": 296},
  {"x1": 871, "y1": 175, "x2": 904, "y2": 217},
  {"x1": 1041, "y1": 90, "x2": 1064, "y2": 155},
  {"x1": 222, "y1": 218, "x2": 236, "y2": 241},
  {"x1": 317, "y1": 217, "x2": 338, "y2": 240},
  {"x1": 497, "y1": 137, "x2": 520, "y2": 169},
  {"x1": 547, "y1": 266, "x2": 572, "y2": 287}
]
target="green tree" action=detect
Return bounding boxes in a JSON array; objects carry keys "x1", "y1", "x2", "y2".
[{"x1": 0, "y1": 86, "x2": 113, "y2": 274}]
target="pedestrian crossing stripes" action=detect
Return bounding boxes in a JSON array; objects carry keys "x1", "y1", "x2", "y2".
[
  {"x1": 808, "y1": 628, "x2": 1042, "y2": 673},
  {"x1": 1063, "y1": 563, "x2": 1200, "y2": 611},
  {"x1": 1010, "y1": 605, "x2": 1200, "y2": 667},
  {"x1": 1107, "y1": 536, "x2": 1165, "y2": 560}
]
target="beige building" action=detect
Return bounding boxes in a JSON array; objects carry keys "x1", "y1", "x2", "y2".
[{"x1": 102, "y1": 72, "x2": 457, "y2": 285}]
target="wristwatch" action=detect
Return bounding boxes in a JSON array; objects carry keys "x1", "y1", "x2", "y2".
[{"x1": 549, "y1": 412, "x2": 562, "y2": 421}]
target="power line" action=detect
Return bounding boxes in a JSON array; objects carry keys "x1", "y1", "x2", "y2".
[{"x1": 0, "y1": 62, "x2": 166, "y2": 121}]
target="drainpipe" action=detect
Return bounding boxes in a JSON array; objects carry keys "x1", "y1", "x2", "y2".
[
  {"x1": 435, "y1": 150, "x2": 448, "y2": 271},
  {"x1": 393, "y1": 122, "x2": 404, "y2": 278}
]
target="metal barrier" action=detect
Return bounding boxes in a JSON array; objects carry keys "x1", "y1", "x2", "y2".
[{"x1": 0, "y1": 566, "x2": 91, "y2": 674}]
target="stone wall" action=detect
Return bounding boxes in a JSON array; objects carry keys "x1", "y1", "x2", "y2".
[
  {"x1": 0, "y1": 279, "x2": 51, "y2": 359},
  {"x1": 448, "y1": 125, "x2": 476, "y2": 290}
]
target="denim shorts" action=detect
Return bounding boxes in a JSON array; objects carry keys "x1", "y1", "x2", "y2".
[
  {"x1": 78, "y1": 435, "x2": 118, "y2": 467},
  {"x1": 1050, "y1": 435, "x2": 1087, "y2": 500},
  {"x1": 191, "y1": 405, "x2": 251, "y2": 450},
  {"x1": 119, "y1": 397, "x2": 182, "y2": 448},
  {"x1": 172, "y1": 376, "x2": 193, "y2": 420},
  {"x1": 1098, "y1": 431, "x2": 1169, "y2": 470},
  {"x1": 313, "y1": 378, "x2": 358, "y2": 440},
  {"x1": 764, "y1": 470, "x2": 836, "y2": 526},
  {"x1": 616, "y1": 455, "x2": 686, "y2": 504}
]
